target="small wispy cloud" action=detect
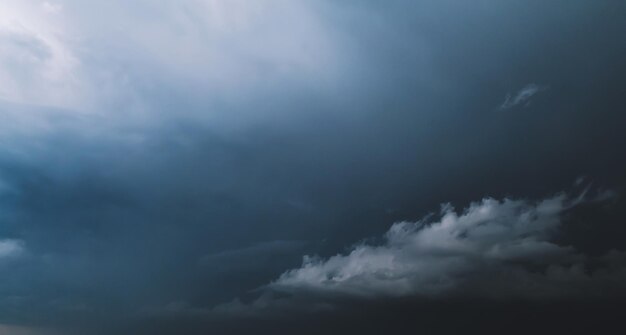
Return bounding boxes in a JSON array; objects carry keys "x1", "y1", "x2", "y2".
[{"x1": 499, "y1": 83, "x2": 549, "y2": 110}]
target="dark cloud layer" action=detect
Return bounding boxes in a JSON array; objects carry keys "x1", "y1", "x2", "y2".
[{"x1": 0, "y1": 1, "x2": 626, "y2": 334}]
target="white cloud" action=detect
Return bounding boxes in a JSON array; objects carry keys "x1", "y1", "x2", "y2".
[
  {"x1": 266, "y1": 191, "x2": 625, "y2": 300},
  {"x1": 499, "y1": 83, "x2": 548, "y2": 110}
]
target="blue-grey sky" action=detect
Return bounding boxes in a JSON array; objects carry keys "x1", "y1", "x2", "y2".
[{"x1": 1, "y1": 1, "x2": 626, "y2": 334}]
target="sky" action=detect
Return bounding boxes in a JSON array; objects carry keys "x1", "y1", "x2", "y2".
[{"x1": 1, "y1": 1, "x2": 626, "y2": 334}]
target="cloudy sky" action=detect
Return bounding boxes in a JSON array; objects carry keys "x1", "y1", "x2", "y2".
[{"x1": 1, "y1": 1, "x2": 626, "y2": 334}]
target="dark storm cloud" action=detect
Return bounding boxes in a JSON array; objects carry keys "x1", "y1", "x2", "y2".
[{"x1": 0, "y1": 1, "x2": 626, "y2": 334}]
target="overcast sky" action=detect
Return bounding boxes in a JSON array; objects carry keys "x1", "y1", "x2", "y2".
[{"x1": 1, "y1": 1, "x2": 626, "y2": 334}]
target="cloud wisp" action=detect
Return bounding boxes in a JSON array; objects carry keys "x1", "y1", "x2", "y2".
[{"x1": 499, "y1": 83, "x2": 548, "y2": 110}]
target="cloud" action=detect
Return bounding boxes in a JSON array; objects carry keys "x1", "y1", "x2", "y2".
[
  {"x1": 0, "y1": 239, "x2": 24, "y2": 258},
  {"x1": 259, "y1": 190, "x2": 626, "y2": 302},
  {"x1": 42, "y1": 2, "x2": 63, "y2": 14},
  {"x1": 0, "y1": 2, "x2": 624, "y2": 333},
  {"x1": 0, "y1": 0, "x2": 81, "y2": 109},
  {"x1": 499, "y1": 83, "x2": 548, "y2": 110},
  {"x1": 0, "y1": 0, "x2": 347, "y2": 117}
]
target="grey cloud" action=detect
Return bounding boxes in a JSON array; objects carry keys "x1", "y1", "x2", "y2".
[{"x1": 259, "y1": 190, "x2": 625, "y2": 302}]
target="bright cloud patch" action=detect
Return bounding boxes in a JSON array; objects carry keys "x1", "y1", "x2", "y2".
[
  {"x1": 0, "y1": 239, "x2": 24, "y2": 258},
  {"x1": 268, "y1": 192, "x2": 626, "y2": 300},
  {"x1": 0, "y1": 0, "x2": 80, "y2": 108}
]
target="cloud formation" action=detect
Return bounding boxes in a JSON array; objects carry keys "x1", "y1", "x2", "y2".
[
  {"x1": 0, "y1": 2, "x2": 625, "y2": 333},
  {"x1": 266, "y1": 191, "x2": 625, "y2": 300}
]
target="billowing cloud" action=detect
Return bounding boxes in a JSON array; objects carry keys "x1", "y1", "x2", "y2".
[
  {"x1": 499, "y1": 83, "x2": 548, "y2": 110},
  {"x1": 264, "y1": 191, "x2": 625, "y2": 301}
]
